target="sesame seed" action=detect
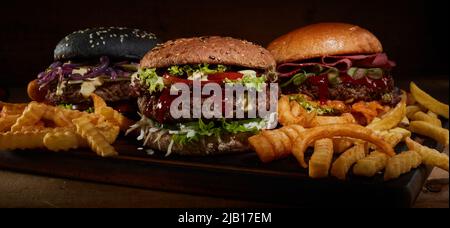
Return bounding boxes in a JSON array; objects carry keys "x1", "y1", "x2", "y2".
[{"x1": 102, "y1": 41, "x2": 106, "y2": 45}]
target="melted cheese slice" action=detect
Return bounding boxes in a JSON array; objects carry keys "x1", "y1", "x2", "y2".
[{"x1": 80, "y1": 78, "x2": 103, "y2": 98}]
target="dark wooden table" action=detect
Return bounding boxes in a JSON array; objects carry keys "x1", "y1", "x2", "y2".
[{"x1": 0, "y1": 79, "x2": 448, "y2": 208}]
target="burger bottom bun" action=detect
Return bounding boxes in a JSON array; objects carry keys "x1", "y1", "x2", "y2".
[{"x1": 143, "y1": 130, "x2": 253, "y2": 156}]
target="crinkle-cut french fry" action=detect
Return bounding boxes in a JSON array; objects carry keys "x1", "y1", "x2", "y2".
[
  {"x1": 0, "y1": 114, "x2": 20, "y2": 132},
  {"x1": 309, "y1": 139, "x2": 334, "y2": 178},
  {"x1": 278, "y1": 96, "x2": 306, "y2": 126},
  {"x1": 427, "y1": 111, "x2": 439, "y2": 119},
  {"x1": 292, "y1": 124, "x2": 394, "y2": 168},
  {"x1": 367, "y1": 95, "x2": 407, "y2": 131},
  {"x1": 399, "y1": 116, "x2": 410, "y2": 128},
  {"x1": 409, "y1": 121, "x2": 449, "y2": 146},
  {"x1": 72, "y1": 117, "x2": 118, "y2": 157},
  {"x1": 384, "y1": 151, "x2": 422, "y2": 181},
  {"x1": 411, "y1": 111, "x2": 442, "y2": 127},
  {"x1": 410, "y1": 82, "x2": 449, "y2": 119},
  {"x1": 0, "y1": 129, "x2": 52, "y2": 150},
  {"x1": 389, "y1": 127, "x2": 412, "y2": 140},
  {"x1": 309, "y1": 113, "x2": 355, "y2": 128},
  {"x1": 370, "y1": 128, "x2": 411, "y2": 150},
  {"x1": 406, "y1": 137, "x2": 449, "y2": 171},
  {"x1": 331, "y1": 143, "x2": 368, "y2": 180},
  {"x1": 96, "y1": 106, "x2": 133, "y2": 131},
  {"x1": 91, "y1": 93, "x2": 107, "y2": 109},
  {"x1": 19, "y1": 121, "x2": 47, "y2": 132},
  {"x1": 356, "y1": 128, "x2": 412, "y2": 177},
  {"x1": 10, "y1": 102, "x2": 47, "y2": 132},
  {"x1": 0, "y1": 102, "x2": 27, "y2": 116},
  {"x1": 43, "y1": 128, "x2": 87, "y2": 152},
  {"x1": 333, "y1": 138, "x2": 354, "y2": 154},
  {"x1": 43, "y1": 123, "x2": 119, "y2": 152},
  {"x1": 249, "y1": 125, "x2": 305, "y2": 163},
  {"x1": 42, "y1": 106, "x2": 73, "y2": 127},
  {"x1": 406, "y1": 106, "x2": 423, "y2": 119},
  {"x1": 290, "y1": 101, "x2": 305, "y2": 117},
  {"x1": 91, "y1": 93, "x2": 133, "y2": 131},
  {"x1": 353, "y1": 151, "x2": 390, "y2": 177},
  {"x1": 96, "y1": 120, "x2": 120, "y2": 144}
]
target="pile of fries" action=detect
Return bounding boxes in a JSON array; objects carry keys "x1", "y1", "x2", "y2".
[
  {"x1": 0, "y1": 94, "x2": 132, "y2": 157},
  {"x1": 250, "y1": 82, "x2": 449, "y2": 181}
]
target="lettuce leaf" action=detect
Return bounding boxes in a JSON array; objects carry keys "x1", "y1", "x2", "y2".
[
  {"x1": 225, "y1": 70, "x2": 267, "y2": 92},
  {"x1": 168, "y1": 64, "x2": 227, "y2": 76},
  {"x1": 289, "y1": 94, "x2": 334, "y2": 115},
  {"x1": 172, "y1": 118, "x2": 265, "y2": 145},
  {"x1": 136, "y1": 68, "x2": 165, "y2": 94}
]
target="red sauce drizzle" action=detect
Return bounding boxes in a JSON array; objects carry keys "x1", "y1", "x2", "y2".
[
  {"x1": 308, "y1": 75, "x2": 329, "y2": 104},
  {"x1": 153, "y1": 88, "x2": 178, "y2": 123}
]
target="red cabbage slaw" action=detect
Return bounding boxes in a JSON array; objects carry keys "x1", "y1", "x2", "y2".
[{"x1": 37, "y1": 56, "x2": 137, "y2": 89}]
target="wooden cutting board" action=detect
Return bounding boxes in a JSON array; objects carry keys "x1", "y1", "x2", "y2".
[{"x1": 1, "y1": 133, "x2": 442, "y2": 208}]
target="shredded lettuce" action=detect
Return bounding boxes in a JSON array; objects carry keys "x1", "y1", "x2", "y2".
[
  {"x1": 225, "y1": 70, "x2": 267, "y2": 92},
  {"x1": 289, "y1": 94, "x2": 334, "y2": 115},
  {"x1": 58, "y1": 104, "x2": 94, "y2": 113},
  {"x1": 168, "y1": 64, "x2": 227, "y2": 76},
  {"x1": 172, "y1": 118, "x2": 265, "y2": 145},
  {"x1": 58, "y1": 104, "x2": 74, "y2": 110},
  {"x1": 136, "y1": 68, "x2": 165, "y2": 94}
]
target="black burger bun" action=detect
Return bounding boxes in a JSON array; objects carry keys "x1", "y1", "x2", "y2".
[{"x1": 54, "y1": 27, "x2": 161, "y2": 61}]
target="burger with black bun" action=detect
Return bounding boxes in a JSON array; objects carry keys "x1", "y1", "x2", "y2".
[
  {"x1": 128, "y1": 36, "x2": 278, "y2": 156},
  {"x1": 267, "y1": 23, "x2": 401, "y2": 125},
  {"x1": 27, "y1": 27, "x2": 160, "y2": 116}
]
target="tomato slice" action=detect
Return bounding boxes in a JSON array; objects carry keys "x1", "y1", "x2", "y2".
[
  {"x1": 208, "y1": 72, "x2": 244, "y2": 81},
  {"x1": 163, "y1": 74, "x2": 193, "y2": 85}
]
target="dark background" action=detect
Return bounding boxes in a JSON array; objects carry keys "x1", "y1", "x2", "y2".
[{"x1": 0, "y1": 0, "x2": 448, "y2": 88}]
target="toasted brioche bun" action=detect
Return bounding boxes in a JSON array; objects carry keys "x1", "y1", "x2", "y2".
[
  {"x1": 267, "y1": 23, "x2": 383, "y2": 63},
  {"x1": 140, "y1": 36, "x2": 276, "y2": 70}
]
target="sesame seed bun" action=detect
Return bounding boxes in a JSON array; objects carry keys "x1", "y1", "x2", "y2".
[
  {"x1": 267, "y1": 23, "x2": 383, "y2": 63},
  {"x1": 54, "y1": 27, "x2": 161, "y2": 61},
  {"x1": 140, "y1": 36, "x2": 276, "y2": 71}
]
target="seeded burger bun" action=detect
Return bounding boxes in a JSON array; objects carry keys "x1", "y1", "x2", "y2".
[
  {"x1": 54, "y1": 27, "x2": 160, "y2": 61},
  {"x1": 141, "y1": 36, "x2": 276, "y2": 70},
  {"x1": 132, "y1": 36, "x2": 276, "y2": 156},
  {"x1": 267, "y1": 23, "x2": 383, "y2": 63}
]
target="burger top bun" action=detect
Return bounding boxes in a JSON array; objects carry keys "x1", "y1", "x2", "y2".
[
  {"x1": 54, "y1": 27, "x2": 161, "y2": 61},
  {"x1": 267, "y1": 23, "x2": 383, "y2": 64},
  {"x1": 140, "y1": 36, "x2": 276, "y2": 71}
]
